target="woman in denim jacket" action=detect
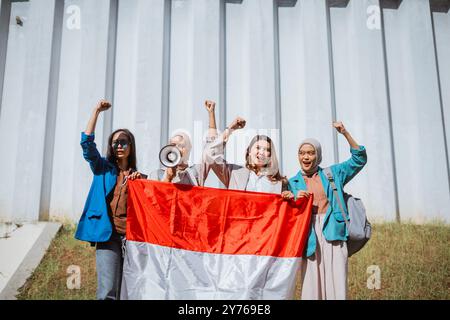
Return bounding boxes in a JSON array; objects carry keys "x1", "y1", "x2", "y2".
[{"x1": 75, "y1": 100, "x2": 144, "y2": 300}]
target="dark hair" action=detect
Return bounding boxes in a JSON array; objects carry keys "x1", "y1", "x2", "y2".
[
  {"x1": 245, "y1": 135, "x2": 286, "y2": 184},
  {"x1": 106, "y1": 128, "x2": 137, "y2": 171}
]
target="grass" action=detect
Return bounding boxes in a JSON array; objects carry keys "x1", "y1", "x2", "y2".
[
  {"x1": 17, "y1": 223, "x2": 450, "y2": 300},
  {"x1": 17, "y1": 225, "x2": 96, "y2": 300},
  {"x1": 346, "y1": 222, "x2": 450, "y2": 300}
]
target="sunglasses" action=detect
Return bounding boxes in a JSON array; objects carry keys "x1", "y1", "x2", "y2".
[{"x1": 112, "y1": 139, "x2": 130, "y2": 150}]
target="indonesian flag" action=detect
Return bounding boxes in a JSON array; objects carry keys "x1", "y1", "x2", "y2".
[{"x1": 121, "y1": 180, "x2": 313, "y2": 300}]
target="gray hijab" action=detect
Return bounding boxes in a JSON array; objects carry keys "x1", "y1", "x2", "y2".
[{"x1": 299, "y1": 138, "x2": 322, "y2": 175}]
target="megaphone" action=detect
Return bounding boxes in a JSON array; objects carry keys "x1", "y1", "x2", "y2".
[{"x1": 159, "y1": 145, "x2": 182, "y2": 168}]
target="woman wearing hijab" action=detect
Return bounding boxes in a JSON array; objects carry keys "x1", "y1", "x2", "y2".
[
  {"x1": 203, "y1": 112, "x2": 287, "y2": 193},
  {"x1": 281, "y1": 122, "x2": 367, "y2": 300},
  {"x1": 129, "y1": 100, "x2": 218, "y2": 186},
  {"x1": 147, "y1": 131, "x2": 197, "y2": 183}
]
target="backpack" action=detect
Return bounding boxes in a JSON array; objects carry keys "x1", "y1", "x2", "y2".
[{"x1": 323, "y1": 167, "x2": 372, "y2": 257}]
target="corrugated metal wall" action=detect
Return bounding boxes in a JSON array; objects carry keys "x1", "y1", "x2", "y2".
[{"x1": 0, "y1": 0, "x2": 449, "y2": 223}]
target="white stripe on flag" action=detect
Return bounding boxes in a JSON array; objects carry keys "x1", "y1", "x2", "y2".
[{"x1": 121, "y1": 240, "x2": 301, "y2": 300}]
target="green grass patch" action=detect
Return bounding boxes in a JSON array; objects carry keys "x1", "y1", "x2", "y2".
[
  {"x1": 347, "y1": 222, "x2": 450, "y2": 300},
  {"x1": 17, "y1": 223, "x2": 450, "y2": 300},
  {"x1": 17, "y1": 226, "x2": 96, "y2": 300}
]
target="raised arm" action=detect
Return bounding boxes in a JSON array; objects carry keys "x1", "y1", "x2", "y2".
[
  {"x1": 204, "y1": 100, "x2": 245, "y2": 141},
  {"x1": 81, "y1": 100, "x2": 112, "y2": 173},
  {"x1": 85, "y1": 100, "x2": 111, "y2": 135},
  {"x1": 202, "y1": 116, "x2": 246, "y2": 187},
  {"x1": 205, "y1": 100, "x2": 218, "y2": 140},
  {"x1": 333, "y1": 121, "x2": 367, "y2": 185},
  {"x1": 223, "y1": 116, "x2": 246, "y2": 142},
  {"x1": 333, "y1": 121, "x2": 359, "y2": 149}
]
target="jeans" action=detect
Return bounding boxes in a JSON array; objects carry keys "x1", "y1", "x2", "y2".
[{"x1": 95, "y1": 231, "x2": 126, "y2": 300}]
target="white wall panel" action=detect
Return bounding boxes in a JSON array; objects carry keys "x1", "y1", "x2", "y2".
[
  {"x1": 278, "y1": 0, "x2": 336, "y2": 178},
  {"x1": 169, "y1": 0, "x2": 221, "y2": 158},
  {"x1": 0, "y1": 0, "x2": 55, "y2": 222},
  {"x1": 383, "y1": 0, "x2": 450, "y2": 222},
  {"x1": 225, "y1": 0, "x2": 281, "y2": 167},
  {"x1": 0, "y1": 0, "x2": 448, "y2": 223},
  {"x1": 49, "y1": 0, "x2": 111, "y2": 222},
  {"x1": 433, "y1": 10, "x2": 450, "y2": 180},
  {"x1": 0, "y1": 0, "x2": 7, "y2": 112},
  {"x1": 168, "y1": 0, "x2": 224, "y2": 187},
  {"x1": 330, "y1": 0, "x2": 398, "y2": 221},
  {"x1": 113, "y1": 0, "x2": 166, "y2": 178}
]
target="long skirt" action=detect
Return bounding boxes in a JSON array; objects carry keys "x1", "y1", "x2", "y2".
[{"x1": 300, "y1": 214, "x2": 348, "y2": 300}]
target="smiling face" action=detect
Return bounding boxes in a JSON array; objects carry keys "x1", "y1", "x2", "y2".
[
  {"x1": 248, "y1": 139, "x2": 271, "y2": 169},
  {"x1": 111, "y1": 131, "x2": 131, "y2": 161},
  {"x1": 298, "y1": 143, "x2": 317, "y2": 174}
]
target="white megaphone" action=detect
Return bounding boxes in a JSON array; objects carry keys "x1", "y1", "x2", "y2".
[{"x1": 159, "y1": 145, "x2": 182, "y2": 168}]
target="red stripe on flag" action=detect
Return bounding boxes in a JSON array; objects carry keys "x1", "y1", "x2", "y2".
[{"x1": 126, "y1": 180, "x2": 313, "y2": 258}]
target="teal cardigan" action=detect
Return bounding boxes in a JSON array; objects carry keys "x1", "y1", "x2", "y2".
[{"x1": 288, "y1": 146, "x2": 367, "y2": 257}]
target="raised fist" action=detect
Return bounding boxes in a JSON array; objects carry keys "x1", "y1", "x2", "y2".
[
  {"x1": 333, "y1": 121, "x2": 347, "y2": 135},
  {"x1": 205, "y1": 100, "x2": 216, "y2": 113},
  {"x1": 96, "y1": 99, "x2": 111, "y2": 112},
  {"x1": 228, "y1": 117, "x2": 246, "y2": 131}
]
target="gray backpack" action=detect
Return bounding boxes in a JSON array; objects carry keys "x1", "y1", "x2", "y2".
[{"x1": 323, "y1": 167, "x2": 371, "y2": 257}]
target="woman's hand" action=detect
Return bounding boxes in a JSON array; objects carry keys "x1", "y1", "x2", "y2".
[
  {"x1": 128, "y1": 171, "x2": 142, "y2": 181},
  {"x1": 223, "y1": 117, "x2": 245, "y2": 142},
  {"x1": 333, "y1": 121, "x2": 359, "y2": 149},
  {"x1": 96, "y1": 99, "x2": 112, "y2": 113},
  {"x1": 85, "y1": 99, "x2": 111, "y2": 135},
  {"x1": 281, "y1": 191, "x2": 294, "y2": 201},
  {"x1": 333, "y1": 121, "x2": 347, "y2": 135},
  {"x1": 163, "y1": 167, "x2": 177, "y2": 182},
  {"x1": 205, "y1": 100, "x2": 218, "y2": 140},
  {"x1": 205, "y1": 100, "x2": 216, "y2": 113},
  {"x1": 228, "y1": 117, "x2": 246, "y2": 131},
  {"x1": 297, "y1": 190, "x2": 311, "y2": 198}
]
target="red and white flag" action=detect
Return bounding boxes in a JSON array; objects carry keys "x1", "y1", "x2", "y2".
[{"x1": 121, "y1": 180, "x2": 313, "y2": 300}]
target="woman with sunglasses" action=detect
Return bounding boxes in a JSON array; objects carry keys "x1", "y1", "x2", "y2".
[{"x1": 75, "y1": 99, "x2": 145, "y2": 300}]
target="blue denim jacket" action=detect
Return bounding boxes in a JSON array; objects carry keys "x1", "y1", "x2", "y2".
[
  {"x1": 75, "y1": 132, "x2": 117, "y2": 243},
  {"x1": 288, "y1": 146, "x2": 367, "y2": 257}
]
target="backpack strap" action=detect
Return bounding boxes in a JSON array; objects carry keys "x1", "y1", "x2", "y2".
[{"x1": 323, "y1": 167, "x2": 350, "y2": 231}]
